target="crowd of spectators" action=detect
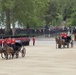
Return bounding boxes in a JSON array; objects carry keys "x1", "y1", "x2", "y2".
[{"x1": 0, "y1": 26, "x2": 76, "y2": 37}]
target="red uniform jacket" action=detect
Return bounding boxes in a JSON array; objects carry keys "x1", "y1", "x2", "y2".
[
  {"x1": 32, "y1": 37, "x2": 35, "y2": 42},
  {"x1": 7, "y1": 38, "x2": 12, "y2": 44},
  {"x1": 11, "y1": 38, "x2": 16, "y2": 44},
  {"x1": 61, "y1": 33, "x2": 67, "y2": 38}
]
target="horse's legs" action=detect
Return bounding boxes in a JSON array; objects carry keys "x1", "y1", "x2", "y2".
[
  {"x1": 60, "y1": 44, "x2": 61, "y2": 48},
  {"x1": 11, "y1": 53, "x2": 14, "y2": 59},
  {"x1": 9, "y1": 53, "x2": 12, "y2": 59},
  {"x1": 5, "y1": 54, "x2": 8, "y2": 60},
  {"x1": 56, "y1": 43, "x2": 57, "y2": 49},
  {"x1": 1, "y1": 53, "x2": 7, "y2": 59},
  {"x1": 58, "y1": 44, "x2": 61, "y2": 48},
  {"x1": 1, "y1": 53, "x2": 4, "y2": 58},
  {"x1": 63, "y1": 45, "x2": 65, "y2": 48},
  {"x1": 16, "y1": 51, "x2": 19, "y2": 58},
  {"x1": 4, "y1": 52, "x2": 9, "y2": 60},
  {"x1": 67, "y1": 44, "x2": 69, "y2": 48}
]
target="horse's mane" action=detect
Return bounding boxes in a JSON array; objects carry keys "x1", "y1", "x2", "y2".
[{"x1": 3, "y1": 44, "x2": 13, "y2": 51}]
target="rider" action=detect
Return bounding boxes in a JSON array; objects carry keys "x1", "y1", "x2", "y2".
[
  {"x1": 3, "y1": 38, "x2": 7, "y2": 45},
  {"x1": 61, "y1": 32, "x2": 67, "y2": 42},
  {"x1": 7, "y1": 37, "x2": 12, "y2": 47},
  {"x1": 11, "y1": 38, "x2": 16, "y2": 48}
]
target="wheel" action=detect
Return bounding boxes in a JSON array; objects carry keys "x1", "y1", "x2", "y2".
[
  {"x1": 16, "y1": 51, "x2": 19, "y2": 58},
  {"x1": 67, "y1": 44, "x2": 69, "y2": 48},
  {"x1": 58, "y1": 44, "x2": 61, "y2": 48},
  {"x1": 71, "y1": 40, "x2": 73, "y2": 47},
  {"x1": 5, "y1": 54, "x2": 8, "y2": 60},
  {"x1": 22, "y1": 48, "x2": 26, "y2": 57}
]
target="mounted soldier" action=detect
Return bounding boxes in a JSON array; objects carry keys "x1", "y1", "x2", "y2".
[{"x1": 61, "y1": 32, "x2": 68, "y2": 42}]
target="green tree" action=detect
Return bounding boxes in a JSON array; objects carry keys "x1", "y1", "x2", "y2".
[
  {"x1": 0, "y1": 0, "x2": 50, "y2": 35},
  {"x1": 45, "y1": 0, "x2": 58, "y2": 25}
]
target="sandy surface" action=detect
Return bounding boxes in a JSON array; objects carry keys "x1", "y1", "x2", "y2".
[{"x1": 0, "y1": 37, "x2": 76, "y2": 75}]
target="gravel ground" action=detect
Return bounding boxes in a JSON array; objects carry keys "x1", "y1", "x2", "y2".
[{"x1": 0, "y1": 37, "x2": 76, "y2": 75}]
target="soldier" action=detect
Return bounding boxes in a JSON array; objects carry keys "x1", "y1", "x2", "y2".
[
  {"x1": 11, "y1": 38, "x2": 16, "y2": 48},
  {"x1": 61, "y1": 32, "x2": 67, "y2": 42},
  {"x1": 3, "y1": 39, "x2": 7, "y2": 45},
  {"x1": 32, "y1": 36, "x2": 35, "y2": 46},
  {"x1": 0, "y1": 39, "x2": 2, "y2": 46},
  {"x1": 7, "y1": 37, "x2": 12, "y2": 47}
]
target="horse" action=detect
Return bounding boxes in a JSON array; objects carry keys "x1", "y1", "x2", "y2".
[
  {"x1": 0, "y1": 46, "x2": 6, "y2": 58},
  {"x1": 55, "y1": 36, "x2": 70, "y2": 49},
  {"x1": 3, "y1": 44, "x2": 14, "y2": 59}
]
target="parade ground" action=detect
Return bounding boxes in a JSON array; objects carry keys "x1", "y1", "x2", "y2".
[{"x1": 0, "y1": 37, "x2": 76, "y2": 75}]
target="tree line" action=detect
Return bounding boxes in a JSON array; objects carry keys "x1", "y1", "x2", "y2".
[{"x1": 0, "y1": 0, "x2": 76, "y2": 35}]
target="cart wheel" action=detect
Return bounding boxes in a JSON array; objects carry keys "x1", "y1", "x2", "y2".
[
  {"x1": 71, "y1": 40, "x2": 73, "y2": 47},
  {"x1": 22, "y1": 48, "x2": 26, "y2": 57},
  {"x1": 16, "y1": 51, "x2": 19, "y2": 58}
]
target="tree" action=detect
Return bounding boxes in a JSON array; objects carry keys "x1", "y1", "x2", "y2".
[
  {"x1": 45, "y1": 0, "x2": 58, "y2": 25},
  {"x1": 0, "y1": 0, "x2": 50, "y2": 35},
  {"x1": 47, "y1": 0, "x2": 76, "y2": 24}
]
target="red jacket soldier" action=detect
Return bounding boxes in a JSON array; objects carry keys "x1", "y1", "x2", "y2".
[
  {"x1": 61, "y1": 33, "x2": 67, "y2": 39},
  {"x1": 0, "y1": 39, "x2": 2, "y2": 46},
  {"x1": 32, "y1": 36, "x2": 35, "y2": 46},
  {"x1": 11, "y1": 38, "x2": 16, "y2": 48},
  {"x1": 7, "y1": 37, "x2": 12, "y2": 46},
  {"x1": 11, "y1": 38, "x2": 16, "y2": 45}
]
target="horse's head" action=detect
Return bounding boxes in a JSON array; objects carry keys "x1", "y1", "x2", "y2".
[
  {"x1": 55, "y1": 36, "x2": 63, "y2": 44},
  {"x1": 55, "y1": 36, "x2": 59, "y2": 42}
]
